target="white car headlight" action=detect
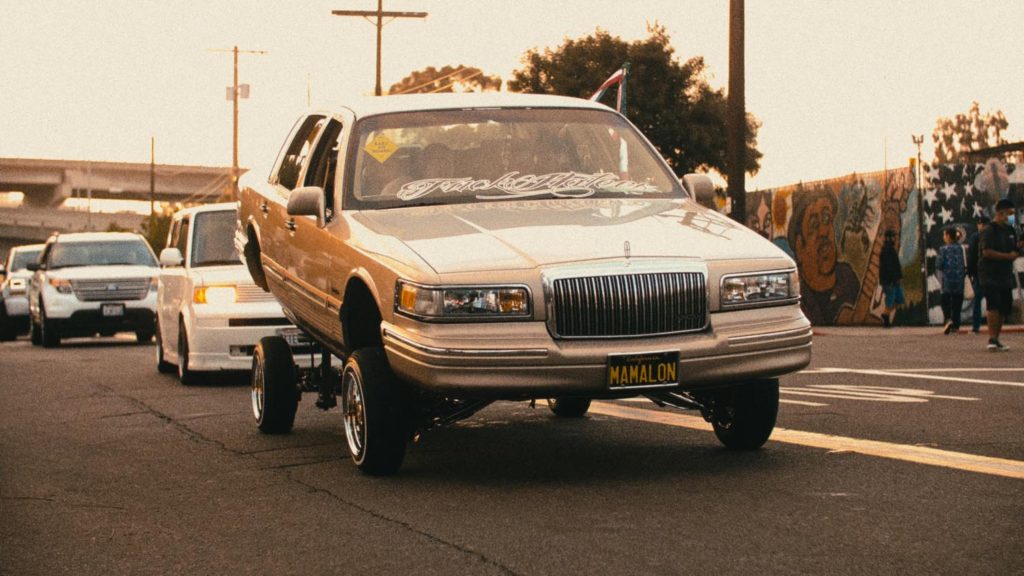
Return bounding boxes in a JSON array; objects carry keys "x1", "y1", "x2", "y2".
[
  {"x1": 720, "y1": 270, "x2": 799, "y2": 308},
  {"x1": 194, "y1": 285, "x2": 237, "y2": 306},
  {"x1": 48, "y1": 278, "x2": 74, "y2": 294},
  {"x1": 396, "y1": 281, "x2": 530, "y2": 320}
]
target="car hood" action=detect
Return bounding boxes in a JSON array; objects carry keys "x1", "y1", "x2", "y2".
[
  {"x1": 188, "y1": 265, "x2": 254, "y2": 287},
  {"x1": 47, "y1": 265, "x2": 159, "y2": 280},
  {"x1": 355, "y1": 198, "x2": 790, "y2": 274}
]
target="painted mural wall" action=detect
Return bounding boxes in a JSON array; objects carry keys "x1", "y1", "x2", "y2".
[
  {"x1": 922, "y1": 160, "x2": 1023, "y2": 324},
  {"x1": 756, "y1": 167, "x2": 925, "y2": 326}
]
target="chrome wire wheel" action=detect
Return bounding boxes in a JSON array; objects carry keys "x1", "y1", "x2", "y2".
[
  {"x1": 342, "y1": 368, "x2": 367, "y2": 462},
  {"x1": 251, "y1": 355, "x2": 265, "y2": 421}
]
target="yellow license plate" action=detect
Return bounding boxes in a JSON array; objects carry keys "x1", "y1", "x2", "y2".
[{"x1": 607, "y1": 351, "x2": 680, "y2": 388}]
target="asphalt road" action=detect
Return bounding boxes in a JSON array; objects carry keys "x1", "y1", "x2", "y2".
[{"x1": 1, "y1": 328, "x2": 1022, "y2": 575}]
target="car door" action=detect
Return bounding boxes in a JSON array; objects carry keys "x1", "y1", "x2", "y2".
[
  {"x1": 260, "y1": 115, "x2": 328, "y2": 315},
  {"x1": 159, "y1": 216, "x2": 190, "y2": 356},
  {"x1": 288, "y1": 118, "x2": 345, "y2": 339}
]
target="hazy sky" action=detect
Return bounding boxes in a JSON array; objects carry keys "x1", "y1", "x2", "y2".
[{"x1": 1, "y1": 0, "x2": 1020, "y2": 190}]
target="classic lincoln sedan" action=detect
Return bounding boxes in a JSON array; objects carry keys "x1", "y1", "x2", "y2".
[{"x1": 237, "y1": 93, "x2": 812, "y2": 474}]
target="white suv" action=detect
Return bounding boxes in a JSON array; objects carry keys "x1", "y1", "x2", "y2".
[
  {"x1": 28, "y1": 232, "x2": 159, "y2": 347},
  {"x1": 156, "y1": 203, "x2": 295, "y2": 384},
  {"x1": 0, "y1": 243, "x2": 44, "y2": 340}
]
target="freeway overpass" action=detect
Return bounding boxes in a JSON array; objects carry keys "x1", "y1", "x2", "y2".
[{"x1": 0, "y1": 157, "x2": 242, "y2": 206}]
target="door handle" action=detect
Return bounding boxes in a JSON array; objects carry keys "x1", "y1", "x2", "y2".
[
  {"x1": 285, "y1": 219, "x2": 296, "y2": 231},
  {"x1": 259, "y1": 202, "x2": 269, "y2": 214}
]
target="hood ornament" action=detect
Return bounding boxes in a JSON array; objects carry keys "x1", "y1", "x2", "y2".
[{"x1": 624, "y1": 240, "x2": 631, "y2": 262}]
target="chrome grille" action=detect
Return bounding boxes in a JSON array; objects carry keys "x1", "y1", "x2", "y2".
[
  {"x1": 551, "y1": 272, "x2": 707, "y2": 338},
  {"x1": 72, "y1": 278, "x2": 149, "y2": 302},
  {"x1": 235, "y1": 284, "x2": 278, "y2": 303}
]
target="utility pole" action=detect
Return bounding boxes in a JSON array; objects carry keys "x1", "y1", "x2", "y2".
[
  {"x1": 149, "y1": 137, "x2": 155, "y2": 227},
  {"x1": 208, "y1": 46, "x2": 266, "y2": 199},
  {"x1": 332, "y1": 1, "x2": 427, "y2": 96},
  {"x1": 912, "y1": 134, "x2": 924, "y2": 190},
  {"x1": 726, "y1": 0, "x2": 746, "y2": 223}
]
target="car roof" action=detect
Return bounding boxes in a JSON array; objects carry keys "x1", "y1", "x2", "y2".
[
  {"x1": 12, "y1": 243, "x2": 45, "y2": 253},
  {"x1": 172, "y1": 201, "x2": 237, "y2": 220},
  {"x1": 328, "y1": 92, "x2": 612, "y2": 119},
  {"x1": 51, "y1": 232, "x2": 145, "y2": 244}
]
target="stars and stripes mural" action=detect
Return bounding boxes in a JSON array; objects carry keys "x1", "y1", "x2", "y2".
[{"x1": 923, "y1": 160, "x2": 1022, "y2": 324}]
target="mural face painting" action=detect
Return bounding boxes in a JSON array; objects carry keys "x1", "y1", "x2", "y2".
[
  {"x1": 755, "y1": 160, "x2": 1024, "y2": 325},
  {"x1": 758, "y1": 168, "x2": 922, "y2": 326}
]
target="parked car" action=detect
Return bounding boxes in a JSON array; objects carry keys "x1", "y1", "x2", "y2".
[
  {"x1": 237, "y1": 93, "x2": 812, "y2": 474},
  {"x1": 0, "y1": 243, "x2": 44, "y2": 340},
  {"x1": 28, "y1": 232, "x2": 158, "y2": 347},
  {"x1": 156, "y1": 202, "x2": 296, "y2": 384}
]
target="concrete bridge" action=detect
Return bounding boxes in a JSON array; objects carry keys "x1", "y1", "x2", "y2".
[
  {"x1": 0, "y1": 206, "x2": 150, "y2": 262},
  {"x1": 0, "y1": 157, "x2": 242, "y2": 206}
]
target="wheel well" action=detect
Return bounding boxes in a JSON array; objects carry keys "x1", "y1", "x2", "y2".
[
  {"x1": 245, "y1": 225, "x2": 269, "y2": 290},
  {"x1": 340, "y1": 279, "x2": 383, "y2": 351}
]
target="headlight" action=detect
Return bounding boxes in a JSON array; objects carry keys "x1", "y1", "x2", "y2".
[
  {"x1": 396, "y1": 281, "x2": 530, "y2": 320},
  {"x1": 149, "y1": 277, "x2": 159, "y2": 292},
  {"x1": 48, "y1": 278, "x2": 73, "y2": 294},
  {"x1": 194, "y1": 285, "x2": 237, "y2": 306},
  {"x1": 720, "y1": 270, "x2": 799, "y2": 308}
]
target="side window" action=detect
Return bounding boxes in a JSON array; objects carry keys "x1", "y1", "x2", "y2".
[
  {"x1": 275, "y1": 116, "x2": 328, "y2": 192},
  {"x1": 303, "y1": 119, "x2": 344, "y2": 220},
  {"x1": 175, "y1": 218, "x2": 190, "y2": 262},
  {"x1": 166, "y1": 220, "x2": 180, "y2": 250}
]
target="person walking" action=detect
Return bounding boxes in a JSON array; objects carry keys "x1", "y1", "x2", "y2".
[
  {"x1": 979, "y1": 199, "x2": 1020, "y2": 351},
  {"x1": 936, "y1": 227, "x2": 967, "y2": 334},
  {"x1": 879, "y1": 229, "x2": 904, "y2": 328},
  {"x1": 967, "y1": 216, "x2": 989, "y2": 333}
]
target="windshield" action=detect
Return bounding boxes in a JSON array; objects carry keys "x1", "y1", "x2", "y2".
[
  {"x1": 345, "y1": 107, "x2": 683, "y2": 209},
  {"x1": 190, "y1": 210, "x2": 239, "y2": 267},
  {"x1": 10, "y1": 249, "x2": 42, "y2": 271},
  {"x1": 49, "y1": 240, "x2": 157, "y2": 269}
]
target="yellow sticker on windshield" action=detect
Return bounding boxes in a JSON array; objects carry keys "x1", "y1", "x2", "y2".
[{"x1": 364, "y1": 133, "x2": 398, "y2": 164}]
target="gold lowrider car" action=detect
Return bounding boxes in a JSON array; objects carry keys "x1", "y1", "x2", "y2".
[{"x1": 237, "y1": 93, "x2": 811, "y2": 475}]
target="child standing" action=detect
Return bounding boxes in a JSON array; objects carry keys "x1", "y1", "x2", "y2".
[{"x1": 936, "y1": 227, "x2": 967, "y2": 334}]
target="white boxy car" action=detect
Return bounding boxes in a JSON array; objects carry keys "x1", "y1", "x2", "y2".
[
  {"x1": 156, "y1": 203, "x2": 295, "y2": 384},
  {"x1": 0, "y1": 243, "x2": 44, "y2": 340}
]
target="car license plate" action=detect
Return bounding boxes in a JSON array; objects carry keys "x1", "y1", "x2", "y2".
[
  {"x1": 101, "y1": 303, "x2": 125, "y2": 317},
  {"x1": 607, "y1": 350, "x2": 680, "y2": 388}
]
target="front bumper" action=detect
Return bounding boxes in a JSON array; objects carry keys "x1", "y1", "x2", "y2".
[
  {"x1": 184, "y1": 301, "x2": 297, "y2": 372},
  {"x1": 382, "y1": 303, "x2": 812, "y2": 398},
  {"x1": 50, "y1": 308, "x2": 156, "y2": 337}
]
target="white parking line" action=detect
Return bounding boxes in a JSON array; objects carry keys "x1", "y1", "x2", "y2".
[
  {"x1": 797, "y1": 368, "x2": 1024, "y2": 388},
  {"x1": 591, "y1": 401, "x2": 1024, "y2": 480},
  {"x1": 617, "y1": 397, "x2": 828, "y2": 407}
]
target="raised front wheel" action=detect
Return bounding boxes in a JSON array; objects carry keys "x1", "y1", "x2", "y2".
[{"x1": 341, "y1": 348, "x2": 408, "y2": 475}]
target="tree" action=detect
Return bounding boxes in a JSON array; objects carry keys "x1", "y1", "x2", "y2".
[
  {"x1": 388, "y1": 65, "x2": 502, "y2": 95},
  {"x1": 508, "y1": 25, "x2": 762, "y2": 177},
  {"x1": 931, "y1": 101, "x2": 1009, "y2": 165}
]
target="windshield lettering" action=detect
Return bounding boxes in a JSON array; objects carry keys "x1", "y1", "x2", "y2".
[{"x1": 396, "y1": 171, "x2": 661, "y2": 201}]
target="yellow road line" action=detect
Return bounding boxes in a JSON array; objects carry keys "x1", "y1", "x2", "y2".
[{"x1": 591, "y1": 402, "x2": 1024, "y2": 481}]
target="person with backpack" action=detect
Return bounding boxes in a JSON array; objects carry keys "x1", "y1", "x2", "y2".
[{"x1": 966, "y1": 216, "x2": 988, "y2": 333}]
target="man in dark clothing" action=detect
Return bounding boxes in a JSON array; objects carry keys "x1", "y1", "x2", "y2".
[
  {"x1": 878, "y1": 229, "x2": 903, "y2": 327},
  {"x1": 979, "y1": 199, "x2": 1020, "y2": 351},
  {"x1": 966, "y1": 216, "x2": 989, "y2": 333}
]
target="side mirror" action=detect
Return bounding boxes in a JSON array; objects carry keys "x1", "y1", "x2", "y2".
[
  {"x1": 159, "y1": 247, "x2": 184, "y2": 267},
  {"x1": 26, "y1": 262, "x2": 41, "y2": 272},
  {"x1": 287, "y1": 186, "x2": 326, "y2": 227},
  {"x1": 682, "y1": 174, "x2": 716, "y2": 209}
]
